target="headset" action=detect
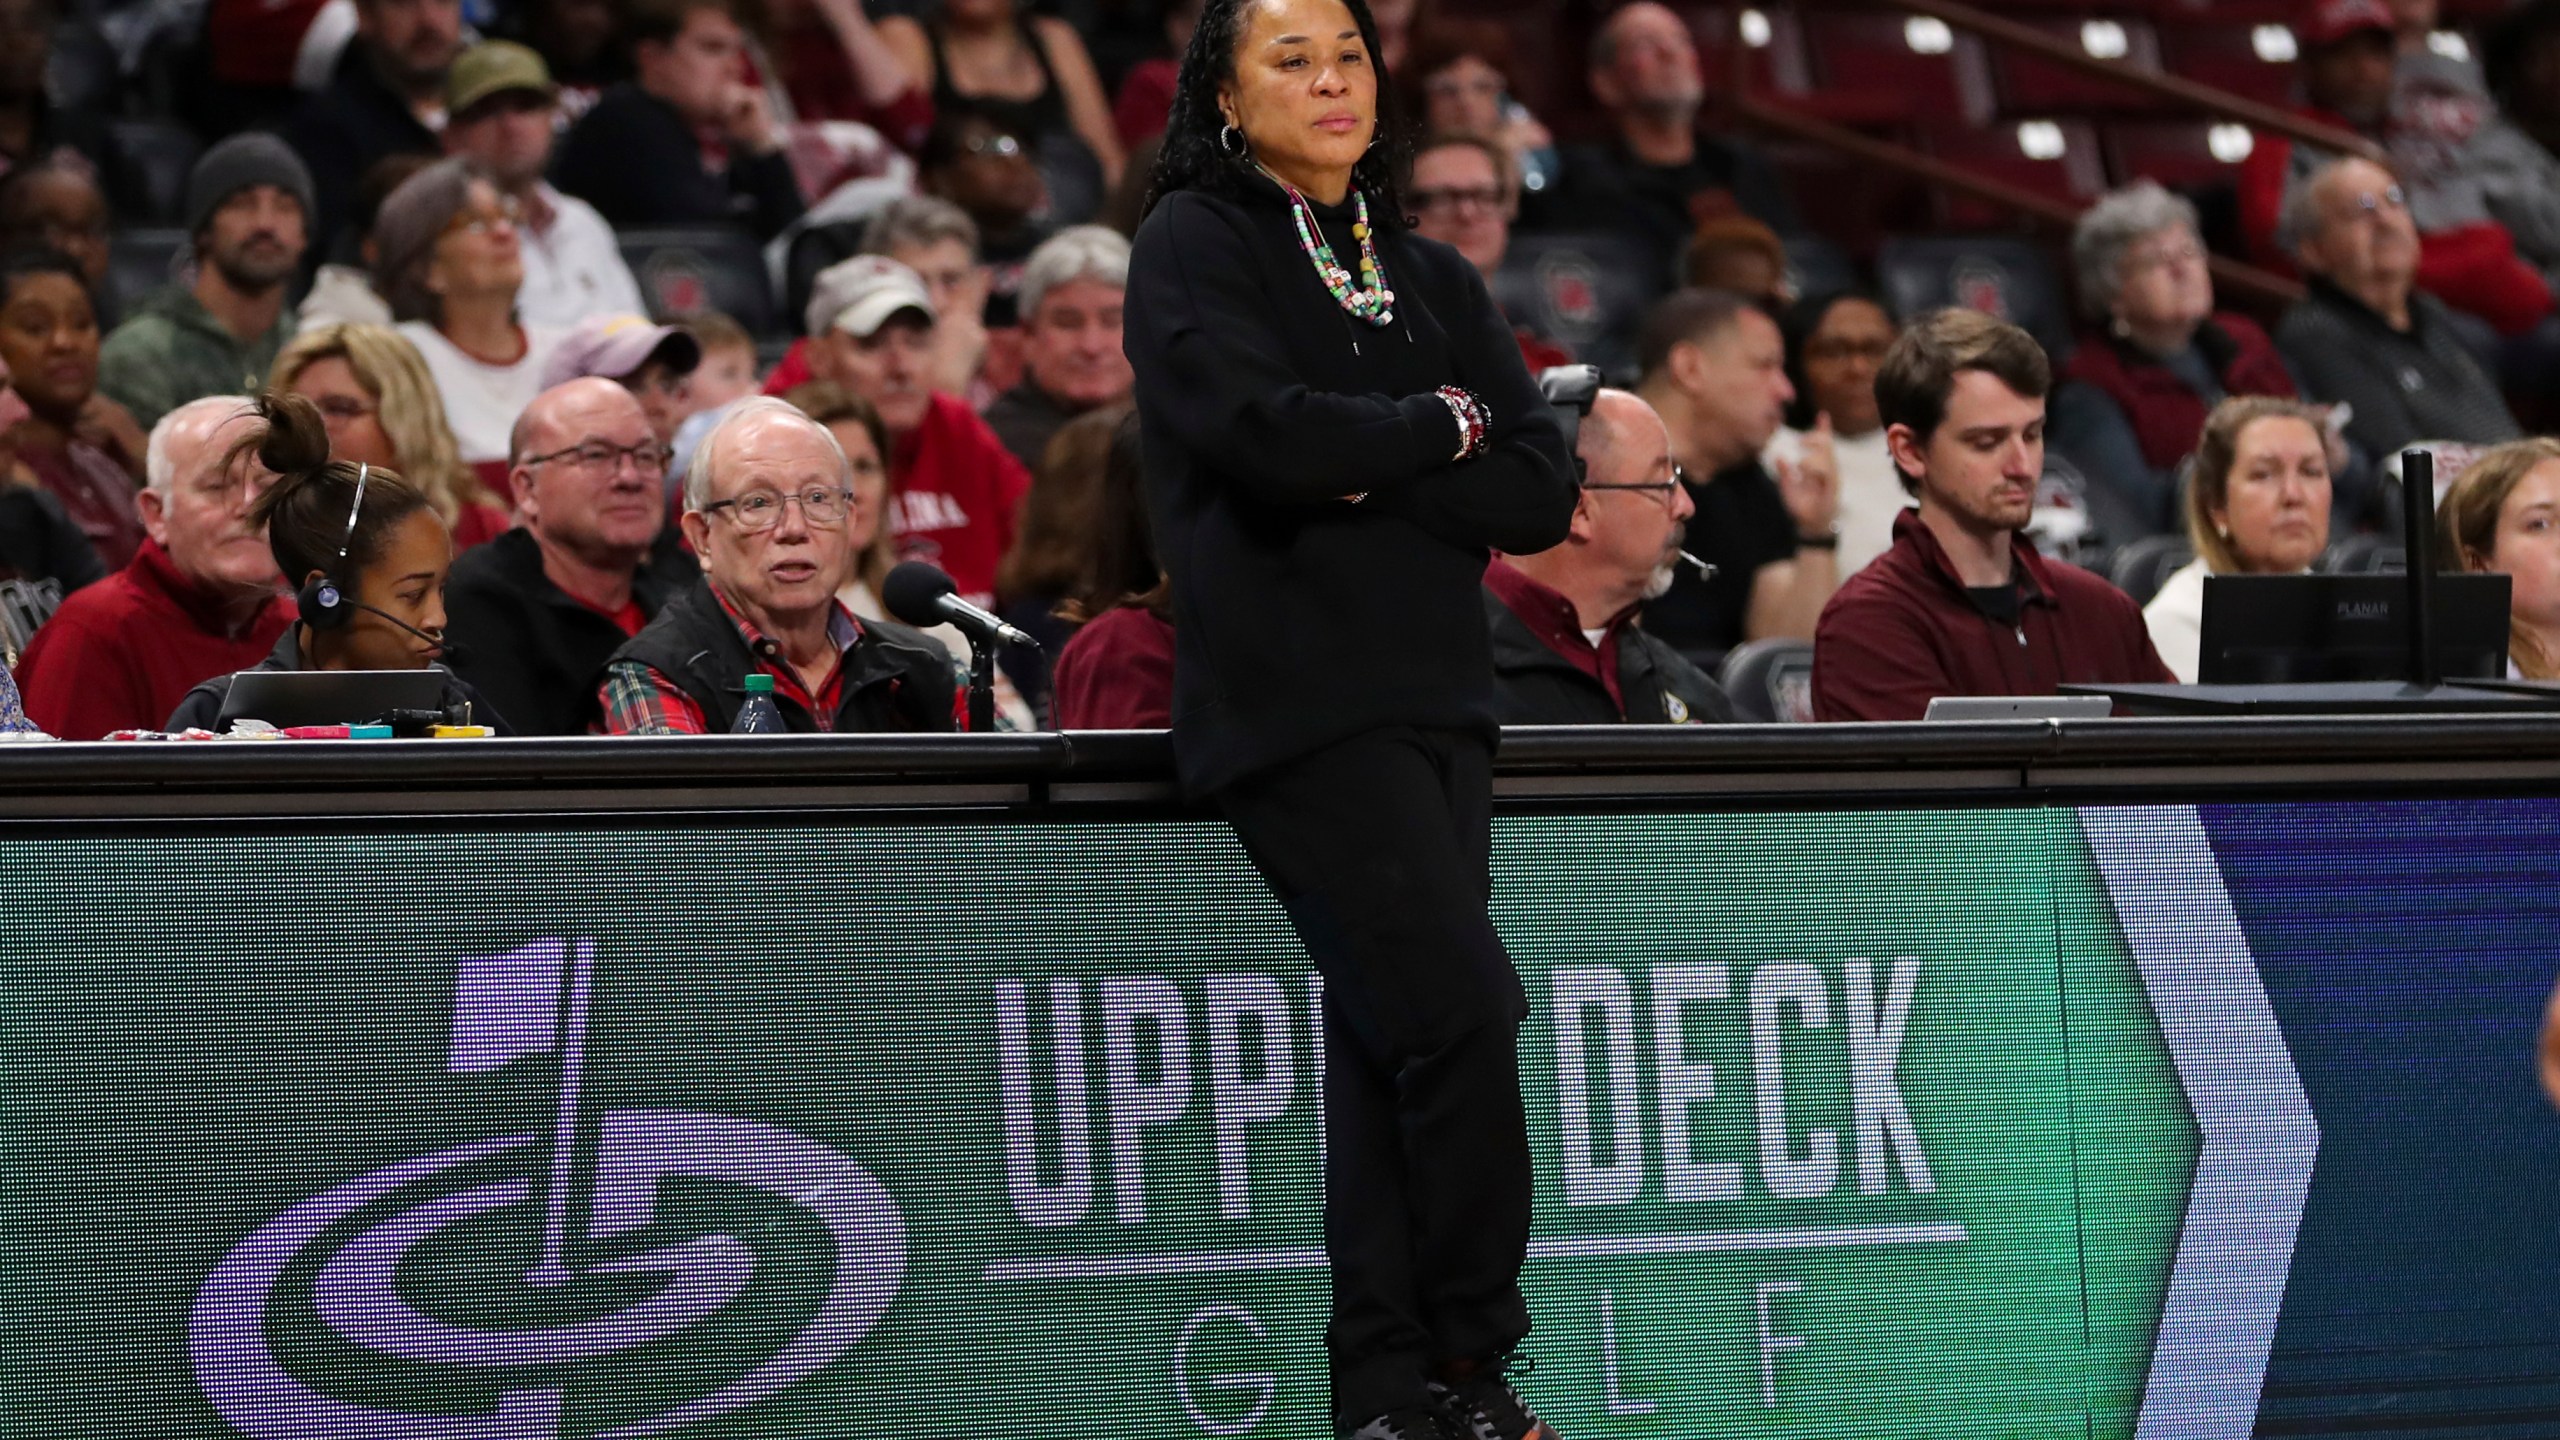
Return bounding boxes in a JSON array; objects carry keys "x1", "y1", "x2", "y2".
[
  {"x1": 1538, "y1": 363, "x2": 1603, "y2": 485},
  {"x1": 291, "y1": 463, "x2": 456, "y2": 660},
  {"x1": 294, "y1": 462, "x2": 369, "y2": 630}
]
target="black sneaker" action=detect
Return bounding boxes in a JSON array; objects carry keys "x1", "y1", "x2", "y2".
[
  {"x1": 1343, "y1": 1403, "x2": 1456, "y2": 1440},
  {"x1": 1430, "y1": 1355, "x2": 1559, "y2": 1440}
]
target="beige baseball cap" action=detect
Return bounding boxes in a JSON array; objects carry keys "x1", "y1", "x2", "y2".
[{"x1": 804, "y1": 255, "x2": 938, "y2": 339}]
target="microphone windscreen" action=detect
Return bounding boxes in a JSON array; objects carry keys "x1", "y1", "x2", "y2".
[{"x1": 882, "y1": 560, "x2": 959, "y2": 627}]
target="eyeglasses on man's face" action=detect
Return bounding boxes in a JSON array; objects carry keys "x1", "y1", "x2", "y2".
[
  {"x1": 525, "y1": 439, "x2": 672, "y2": 476},
  {"x1": 1583, "y1": 463, "x2": 1689, "y2": 504},
  {"x1": 1410, "y1": 185, "x2": 1507, "y2": 216},
  {"x1": 702, "y1": 486, "x2": 854, "y2": 532}
]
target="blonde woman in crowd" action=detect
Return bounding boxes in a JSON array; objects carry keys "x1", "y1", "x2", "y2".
[
  {"x1": 2438, "y1": 437, "x2": 2560, "y2": 681},
  {"x1": 272, "y1": 324, "x2": 512, "y2": 549},
  {"x1": 2143, "y1": 396, "x2": 2335, "y2": 683}
]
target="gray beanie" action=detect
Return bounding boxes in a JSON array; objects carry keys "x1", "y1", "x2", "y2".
[
  {"x1": 184, "y1": 133, "x2": 318, "y2": 240},
  {"x1": 370, "y1": 158, "x2": 478, "y2": 326}
]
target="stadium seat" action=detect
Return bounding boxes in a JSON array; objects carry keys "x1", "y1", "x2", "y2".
[
  {"x1": 1796, "y1": 9, "x2": 1995, "y2": 127},
  {"x1": 782, "y1": 219, "x2": 864, "y2": 338},
  {"x1": 1490, "y1": 230, "x2": 1665, "y2": 381},
  {"x1": 1781, "y1": 231, "x2": 1859, "y2": 301},
  {"x1": 1921, "y1": 120, "x2": 2106, "y2": 229},
  {"x1": 0, "y1": 575, "x2": 63, "y2": 669},
  {"x1": 1875, "y1": 234, "x2": 2074, "y2": 357},
  {"x1": 2107, "y1": 533, "x2": 2194, "y2": 604},
  {"x1": 2153, "y1": 23, "x2": 2298, "y2": 111},
  {"x1": 2319, "y1": 534, "x2": 2408, "y2": 573},
  {"x1": 105, "y1": 120, "x2": 203, "y2": 228},
  {"x1": 1986, "y1": 16, "x2": 2180, "y2": 118},
  {"x1": 2102, "y1": 119, "x2": 2252, "y2": 194},
  {"x1": 618, "y1": 228, "x2": 783, "y2": 341},
  {"x1": 1718, "y1": 638, "x2": 1817, "y2": 723},
  {"x1": 106, "y1": 228, "x2": 186, "y2": 317}
]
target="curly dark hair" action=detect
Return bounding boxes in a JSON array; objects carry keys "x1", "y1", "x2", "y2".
[{"x1": 1142, "y1": 0, "x2": 1413, "y2": 226}]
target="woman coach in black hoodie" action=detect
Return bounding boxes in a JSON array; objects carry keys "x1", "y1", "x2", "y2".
[{"x1": 1125, "y1": 3, "x2": 1576, "y2": 1436}]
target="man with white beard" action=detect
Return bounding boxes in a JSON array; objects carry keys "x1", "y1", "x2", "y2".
[{"x1": 1483, "y1": 388, "x2": 1733, "y2": 724}]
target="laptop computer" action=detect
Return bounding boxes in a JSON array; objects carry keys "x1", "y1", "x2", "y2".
[{"x1": 214, "y1": 669, "x2": 455, "y2": 730}]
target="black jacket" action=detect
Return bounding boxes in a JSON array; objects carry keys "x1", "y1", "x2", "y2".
[
  {"x1": 285, "y1": 45, "x2": 444, "y2": 253},
  {"x1": 551, "y1": 83, "x2": 806, "y2": 243},
  {"x1": 609, "y1": 576, "x2": 956, "y2": 733},
  {"x1": 1483, "y1": 588, "x2": 1734, "y2": 726},
  {"x1": 1124, "y1": 181, "x2": 1578, "y2": 794},
  {"x1": 165, "y1": 627, "x2": 509, "y2": 733},
  {"x1": 443, "y1": 527, "x2": 698, "y2": 736}
]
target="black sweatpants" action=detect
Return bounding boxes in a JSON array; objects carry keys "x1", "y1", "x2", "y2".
[{"x1": 1216, "y1": 725, "x2": 1533, "y2": 1429}]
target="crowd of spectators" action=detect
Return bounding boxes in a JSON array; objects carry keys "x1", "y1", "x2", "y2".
[{"x1": 4, "y1": 0, "x2": 2559, "y2": 741}]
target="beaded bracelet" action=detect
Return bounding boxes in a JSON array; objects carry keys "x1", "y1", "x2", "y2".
[{"x1": 1436, "y1": 386, "x2": 1491, "y2": 462}]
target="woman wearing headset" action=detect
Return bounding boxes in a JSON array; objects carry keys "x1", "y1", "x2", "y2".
[{"x1": 165, "y1": 393, "x2": 506, "y2": 732}]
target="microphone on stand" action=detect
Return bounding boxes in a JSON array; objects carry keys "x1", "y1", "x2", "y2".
[
  {"x1": 882, "y1": 561, "x2": 1041, "y2": 649},
  {"x1": 882, "y1": 561, "x2": 1034, "y2": 735}
]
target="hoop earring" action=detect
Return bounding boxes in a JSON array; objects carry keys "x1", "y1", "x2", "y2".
[{"x1": 1220, "y1": 123, "x2": 1247, "y2": 157}]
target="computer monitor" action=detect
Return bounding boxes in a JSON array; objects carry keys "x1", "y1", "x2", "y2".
[{"x1": 2198, "y1": 573, "x2": 2510, "y2": 684}]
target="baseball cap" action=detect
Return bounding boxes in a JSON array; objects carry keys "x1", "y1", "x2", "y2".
[
  {"x1": 447, "y1": 41, "x2": 557, "y2": 118},
  {"x1": 2298, "y1": 0, "x2": 2394, "y2": 48},
  {"x1": 539, "y1": 313, "x2": 704, "y2": 391},
  {"x1": 804, "y1": 255, "x2": 937, "y2": 339}
]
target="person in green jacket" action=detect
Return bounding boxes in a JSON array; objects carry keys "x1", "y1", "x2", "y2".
[{"x1": 96, "y1": 135, "x2": 312, "y2": 430}]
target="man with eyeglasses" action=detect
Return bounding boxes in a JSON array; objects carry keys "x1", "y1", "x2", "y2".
[
  {"x1": 553, "y1": 0, "x2": 806, "y2": 243},
  {"x1": 1407, "y1": 134, "x2": 1572, "y2": 372},
  {"x1": 13, "y1": 397, "x2": 299, "y2": 738},
  {"x1": 2276, "y1": 155, "x2": 2522, "y2": 457},
  {"x1": 600, "y1": 396, "x2": 956, "y2": 734},
  {"x1": 1484, "y1": 389, "x2": 1731, "y2": 725},
  {"x1": 441, "y1": 378, "x2": 702, "y2": 735},
  {"x1": 2241, "y1": 0, "x2": 2558, "y2": 343}
]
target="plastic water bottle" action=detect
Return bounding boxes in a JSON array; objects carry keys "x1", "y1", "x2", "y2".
[
  {"x1": 731, "y1": 673, "x2": 785, "y2": 734},
  {"x1": 1507, "y1": 98, "x2": 1560, "y2": 195}
]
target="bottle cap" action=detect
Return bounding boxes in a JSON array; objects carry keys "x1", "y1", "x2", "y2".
[{"x1": 744, "y1": 673, "x2": 776, "y2": 695}]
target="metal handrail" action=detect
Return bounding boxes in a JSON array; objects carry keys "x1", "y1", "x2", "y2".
[
  {"x1": 1888, "y1": 0, "x2": 2387, "y2": 163},
  {"x1": 1730, "y1": 94, "x2": 2307, "y2": 306},
  {"x1": 1718, "y1": 0, "x2": 2381, "y2": 306}
]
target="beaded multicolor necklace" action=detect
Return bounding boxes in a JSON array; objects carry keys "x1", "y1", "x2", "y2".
[{"x1": 1266, "y1": 168, "x2": 1395, "y2": 328}]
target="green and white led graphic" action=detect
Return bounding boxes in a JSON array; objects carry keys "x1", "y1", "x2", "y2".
[{"x1": 0, "y1": 805, "x2": 2312, "y2": 1438}]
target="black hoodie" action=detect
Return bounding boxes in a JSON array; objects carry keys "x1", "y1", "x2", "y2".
[{"x1": 1125, "y1": 177, "x2": 1578, "y2": 794}]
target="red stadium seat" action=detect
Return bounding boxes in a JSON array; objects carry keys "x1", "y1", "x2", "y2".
[
  {"x1": 2153, "y1": 22, "x2": 2299, "y2": 110},
  {"x1": 1797, "y1": 9, "x2": 1996, "y2": 127},
  {"x1": 2103, "y1": 118, "x2": 2255, "y2": 192},
  {"x1": 1923, "y1": 119, "x2": 2107, "y2": 228},
  {"x1": 1987, "y1": 16, "x2": 2184, "y2": 117}
]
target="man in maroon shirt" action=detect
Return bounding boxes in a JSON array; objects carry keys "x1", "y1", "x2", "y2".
[
  {"x1": 802, "y1": 254, "x2": 1031, "y2": 608},
  {"x1": 15, "y1": 396, "x2": 296, "y2": 736},
  {"x1": 1484, "y1": 388, "x2": 1731, "y2": 724},
  {"x1": 1813, "y1": 310, "x2": 2171, "y2": 721}
]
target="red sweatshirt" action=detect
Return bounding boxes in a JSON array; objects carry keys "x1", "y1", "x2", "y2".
[
  {"x1": 888, "y1": 392, "x2": 1032, "y2": 608},
  {"x1": 1051, "y1": 605, "x2": 1176, "y2": 730},
  {"x1": 15, "y1": 538, "x2": 297, "y2": 737},
  {"x1": 1812, "y1": 509, "x2": 2171, "y2": 722}
]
